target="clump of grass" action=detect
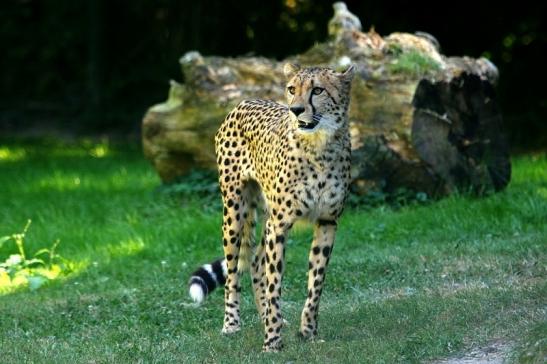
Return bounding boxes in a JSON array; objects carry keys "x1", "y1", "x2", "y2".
[
  {"x1": 0, "y1": 220, "x2": 72, "y2": 292},
  {"x1": 157, "y1": 169, "x2": 221, "y2": 210},
  {"x1": 388, "y1": 49, "x2": 441, "y2": 77},
  {"x1": 347, "y1": 186, "x2": 430, "y2": 210},
  {"x1": 513, "y1": 322, "x2": 547, "y2": 363},
  {"x1": 158, "y1": 169, "x2": 218, "y2": 197}
]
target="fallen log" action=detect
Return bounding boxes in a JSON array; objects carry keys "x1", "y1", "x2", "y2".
[{"x1": 142, "y1": 2, "x2": 510, "y2": 198}]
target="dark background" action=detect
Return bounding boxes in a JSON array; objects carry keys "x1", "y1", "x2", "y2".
[{"x1": 1, "y1": 0, "x2": 545, "y2": 150}]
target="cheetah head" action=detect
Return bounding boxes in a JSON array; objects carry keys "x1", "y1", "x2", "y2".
[{"x1": 284, "y1": 63, "x2": 354, "y2": 134}]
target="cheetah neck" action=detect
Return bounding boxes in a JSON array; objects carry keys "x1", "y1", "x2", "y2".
[{"x1": 292, "y1": 122, "x2": 349, "y2": 169}]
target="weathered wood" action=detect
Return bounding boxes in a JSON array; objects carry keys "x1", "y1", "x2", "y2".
[{"x1": 142, "y1": 2, "x2": 510, "y2": 197}]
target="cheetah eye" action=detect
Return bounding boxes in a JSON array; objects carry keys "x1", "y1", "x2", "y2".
[
  {"x1": 312, "y1": 87, "x2": 324, "y2": 95},
  {"x1": 287, "y1": 86, "x2": 295, "y2": 95}
]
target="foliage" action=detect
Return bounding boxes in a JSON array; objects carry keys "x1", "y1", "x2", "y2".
[
  {"x1": 388, "y1": 50, "x2": 441, "y2": 77},
  {"x1": 0, "y1": 220, "x2": 71, "y2": 293},
  {"x1": 158, "y1": 169, "x2": 219, "y2": 199},
  {"x1": 158, "y1": 169, "x2": 433, "y2": 210},
  {"x1": 347, "y1": 186, "x2": 429, "y2": 210},
  {"x1": 1, "y1": 2, "x2": 545, "y2": 148}
]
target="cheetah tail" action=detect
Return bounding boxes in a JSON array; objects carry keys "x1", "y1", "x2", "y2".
[
  {"x1": 187, "y1": 242, "x2": 253, "y2": 304},
  {"x1": 188, "y1": 258, "x2": 227, "y2": 304}
]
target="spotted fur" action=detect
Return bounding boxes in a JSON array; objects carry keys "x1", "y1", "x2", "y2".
[{"x1": 188, "y1": 63, "x2": 354, "y2": 352}]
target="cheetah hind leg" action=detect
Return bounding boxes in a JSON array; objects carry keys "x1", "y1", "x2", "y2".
[
  {"x1": 221, "y1": 192, "x2": 246, "y2": 335},
  {"x1": 251, "y1": 231, "x2": 290, "y2": 326},
  {"x1": 222, "y1": 183, "x2": 265, "y2": 334},
  {"x1": 251, "y1": 231, "x2": 268, "y2": 322},
  {"x1": 243, "y1": 185, "x2": 269, "y2": 322}
]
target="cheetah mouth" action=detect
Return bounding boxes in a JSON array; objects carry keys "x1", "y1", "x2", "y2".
[{"x1": 298, "y1": 120, "x2": 319, "y2": 130}]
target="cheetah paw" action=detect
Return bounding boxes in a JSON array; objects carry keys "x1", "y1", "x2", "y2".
[{"x1": 221, "y1": 324, "x2": 241, "y2": 335}]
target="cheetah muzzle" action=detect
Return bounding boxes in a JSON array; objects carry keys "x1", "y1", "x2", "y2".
[{"x1": 188, "y1": 63, "x2": 355, "y2": 352}]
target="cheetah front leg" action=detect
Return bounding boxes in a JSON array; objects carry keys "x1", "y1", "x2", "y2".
[
  {"x1": 261, "y1": 217, "x2": 288, "y2": 352},
  {"x1": 299, "y1": 220, "x2": 337, "y2": 339}
]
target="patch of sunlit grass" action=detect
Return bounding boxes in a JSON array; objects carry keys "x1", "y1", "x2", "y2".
[
  {"x1": 0, "y1": 146, "x2": 27, "y2": 162},
  {"x1": 103, "y1": 238, "x2": 145, "y2": 258},
  {"x1": 0, "y1": 264, "x2": 60, "y2": 294},
  {"x1": 0, "y1": 259, "x2": 88, "y2": 294},
  {"x1": 89, "y1": 143, "x2": 109, "y2": 158},
  {"x1": 35, "y1": 172, "x2": 85, "y2": 191}
]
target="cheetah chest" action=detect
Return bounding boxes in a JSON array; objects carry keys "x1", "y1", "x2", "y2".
[{"x1": 293, "y1": 160, "x2": 348, "y2": 221}]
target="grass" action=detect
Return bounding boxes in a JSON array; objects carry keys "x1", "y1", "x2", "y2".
[
  {"x1": 0, "y1": 139, "x2": 545, "y2": 363},
  {"x1": 388, "y1": 49, "x2": 442, "y2": 77}
]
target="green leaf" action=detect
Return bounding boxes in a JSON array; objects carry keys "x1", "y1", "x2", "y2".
[
  {"x1": 0, "y1": 235, "x2": 11, "y2": 248},
  {"x1": 33, "y1": 248, "x2": 50, "y2": 257},
  {"x1": 24, "y1": 258, "x2": 46, "y2": 267},
  {"x1": 27, "y1": 275, "x2": 48, "y2": 291}
]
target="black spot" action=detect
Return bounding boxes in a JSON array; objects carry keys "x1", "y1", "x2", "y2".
[
  {"x1": 312, "y1": 246, "x2": 321, "y2": 255},
  {"x1": 313, "y1": 279, "x2": 320, "y2": 287},
  {"x1": 322, "y1": 246, "x2": 331, "y2": 257},
  {"x1": 317, "y1": 219, "x2": 337, "y2": 226}
]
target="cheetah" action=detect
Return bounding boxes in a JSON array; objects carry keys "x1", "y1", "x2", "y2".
[{"x1": 188, "y1": 63, "x2": 354, "y2": 352}]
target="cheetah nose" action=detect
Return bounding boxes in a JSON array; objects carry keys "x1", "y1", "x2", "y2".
[{"x1": 290, "y1": 106, "x2": 305, "y2": 116}]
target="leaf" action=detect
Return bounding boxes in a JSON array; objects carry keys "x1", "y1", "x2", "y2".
[
  {"x1": 24, "y1": 258, "x2": 45, "y2": 267},
  {"x1": 0, "y1": 235, "x2": 11, "y2": 248},
  {"x1": 7, "y1": 267, "x2": 18, "y2": 279},
  {"x1": 33, "y1": 249, "x2": 50, "y2": 257},
  {"x1": 27, "y1": 275, "x2": 48, "y2": 291}
]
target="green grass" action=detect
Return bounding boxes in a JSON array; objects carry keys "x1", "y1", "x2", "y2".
[
  {"x1": 388, "y1": 49, "x2": 442, "y2": 77},
  {"x1": 0, "y1": 139, "x2": 545, "y2": 363}
]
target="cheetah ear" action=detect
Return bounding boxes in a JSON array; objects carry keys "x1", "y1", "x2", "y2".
[
  {"x1": 283, "y1": 63, "x2": 301, "y2": 79},
  {"x1": 340, "y1": 64, "x2": 355, "y2": 82}
]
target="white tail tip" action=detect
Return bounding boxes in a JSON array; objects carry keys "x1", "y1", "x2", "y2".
[{"x1": 189, "y1": 282, "x2": 205, "y2": 304}]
